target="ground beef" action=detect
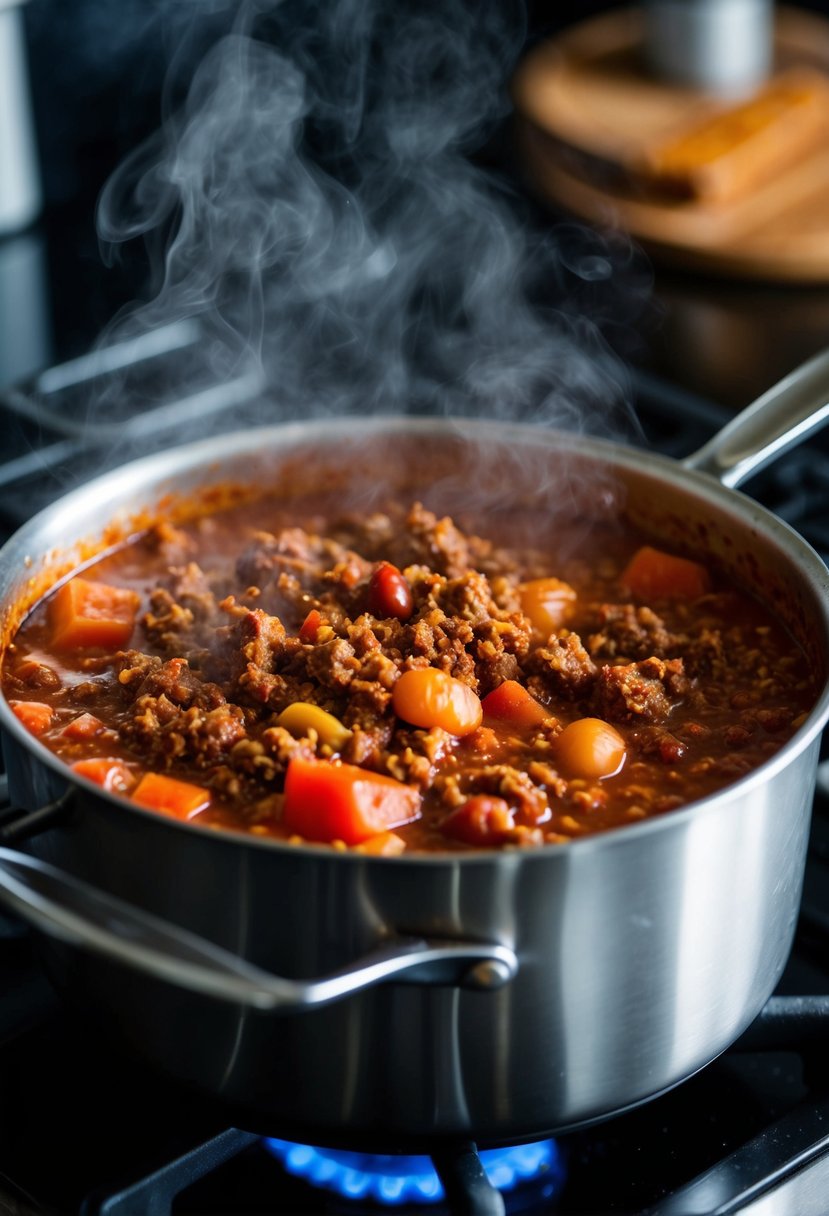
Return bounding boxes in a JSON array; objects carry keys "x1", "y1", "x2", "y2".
[
  {"x1": 588, "y1": 603, "x2": 681, "y2": 661},
  {"x1": 6, "y1": 491, "x2": 817, "y2": 853},
  {"x1": 530, "y1": 631, "x2": 598, "y2": 700},
  {"x1": 596, "y1": 657, "x2": 690, "y2": 724}
]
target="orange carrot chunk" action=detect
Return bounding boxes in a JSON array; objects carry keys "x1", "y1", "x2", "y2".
[
  {"x1": 131, "y1": 772, "x2": 211, "y2": 819},
  {"x1": 283, "y1": 756, "x2": 421, "y2": 845},
  {"x1": 482, "y1": 680, "x2": 554, "y2": 729},
  {"x1": 9, "y1": 700, "x2": 53, "y2": 735},
  {"x1": 71, "y1": 757, "x2": 135, "y2": 794},
  {"x1": 620, "y1": 546, "x2": 711, "y2": 601},
  {"x1": 50, "y1": 578, "x2": 141, "y2": 650}
]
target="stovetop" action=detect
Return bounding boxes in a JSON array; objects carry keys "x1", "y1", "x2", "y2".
[
  {"x1": 5, "y1": 3, "x2": 829, "y2": 1203},
  {"x1": 1, "y1": 346, "x2": 829, "y2": 1215}
]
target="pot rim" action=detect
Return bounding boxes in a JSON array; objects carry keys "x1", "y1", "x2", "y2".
[{"x1": 2, "y1": 413, "x2": 829, "y2": 865}]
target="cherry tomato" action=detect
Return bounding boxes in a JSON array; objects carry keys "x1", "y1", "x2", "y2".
[
  {"x1": 519, "y1": 578, "x2": 577, "y2": 635},
  {"x1": 555, "y1": 718, "x2": 626, "y2": 780},
  {"x1": 392, "y1": 668, "x2": 482, "y2": 736},
  {"x1": 367, "y1": 562, "x2": 413, "y2": 621}
]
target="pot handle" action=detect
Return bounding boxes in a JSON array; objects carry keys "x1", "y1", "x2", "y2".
[
  {"x1": 0, "y1": 846, "x2": 517, "y2": 1010},
  {"x1": 682, "y1": 345, "x2": 829, "y2": 489}
]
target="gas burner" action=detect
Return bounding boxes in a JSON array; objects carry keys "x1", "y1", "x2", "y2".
[{"x1": 262, "y1": 1137, "x2": 564, "y2": 1207}]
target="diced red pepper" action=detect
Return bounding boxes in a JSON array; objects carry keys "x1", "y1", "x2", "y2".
[{"x1": 299, "y1": 609, "x2": 323, "y2": 642}]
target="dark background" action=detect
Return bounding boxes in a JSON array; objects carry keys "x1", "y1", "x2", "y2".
[{"x1": 10, "y1": 0, "x2": 829, "y2": 406}]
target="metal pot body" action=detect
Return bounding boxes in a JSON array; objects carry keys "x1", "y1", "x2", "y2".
[{"x1": 2, "y1": 418, "x2": 828, "y2": 1144}]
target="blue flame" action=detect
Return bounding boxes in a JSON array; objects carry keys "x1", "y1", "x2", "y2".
[{"x1": 263, "y1": 1137, "x2": 564, "y2": 1206}]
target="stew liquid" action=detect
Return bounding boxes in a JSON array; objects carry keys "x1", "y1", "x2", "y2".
[{"x1": 1, "y1": 494, "x2": 817, "y2": 853}]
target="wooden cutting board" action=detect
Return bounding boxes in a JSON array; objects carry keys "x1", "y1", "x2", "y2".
[{"x1": 511, "y1": 5, "x2": 829, "y2": 280}]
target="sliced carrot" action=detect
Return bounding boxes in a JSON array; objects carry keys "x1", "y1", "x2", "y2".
[
  {"x1": 59, "y1": 712, "x2": 105, "y2": 741},
  {"x1": 131, "y1": 772, "x2": 211, "y2": 819},
  {"x1": 71, "y1": 757, "x2": 136, "y2": 794},
  {"x1": 50, "y1": 577, "x2": 141, "y2": 650},
  {"x1": 283, "y1": 756, "x2": 421, "y2": 845},
  {"x1": 620, "y1": 546, "x2": 711, "y2": 601},
  {"x1": 9, "y1": 700, "x2": 53, "y2": 735},
  {"x1": 481, "y1": 680, "x2": 554, "y2": 729}
]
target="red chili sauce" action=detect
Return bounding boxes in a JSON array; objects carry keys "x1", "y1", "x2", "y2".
[{"x1": 1, "y1": 495, "x2": 817, "y2": 853}]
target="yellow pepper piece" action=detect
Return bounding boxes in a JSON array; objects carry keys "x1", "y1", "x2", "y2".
[{"x1": 277, "y1": 702, "x2": 351, "y2": 751}]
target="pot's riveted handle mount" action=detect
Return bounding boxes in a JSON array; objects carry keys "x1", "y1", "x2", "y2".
[
  {"x1": 682, "y1": 345, "x2": 829, "y2": 489},
  {"x1": 0, "y1": 847, "x2": 517, "y2": 1009}
]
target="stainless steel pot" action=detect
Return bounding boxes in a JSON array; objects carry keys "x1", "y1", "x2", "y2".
[{"x1": 2, "y1": 352, "x2": 829, "y2": 1147}]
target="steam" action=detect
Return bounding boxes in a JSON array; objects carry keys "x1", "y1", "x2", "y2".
[{"x1": 89, "y1": 0, "x2": 643, "y2": 436}]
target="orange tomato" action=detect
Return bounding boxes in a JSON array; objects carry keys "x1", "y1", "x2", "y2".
[
  {"x1": 519, "y1": 578, "x2": 577, "y2": 635},
  {"x1": 555, "y1": 718, "x2": 626, "y2": 780},
  {"x1": 392, "y1": 668, "x2": 482, "y2": 736}
]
